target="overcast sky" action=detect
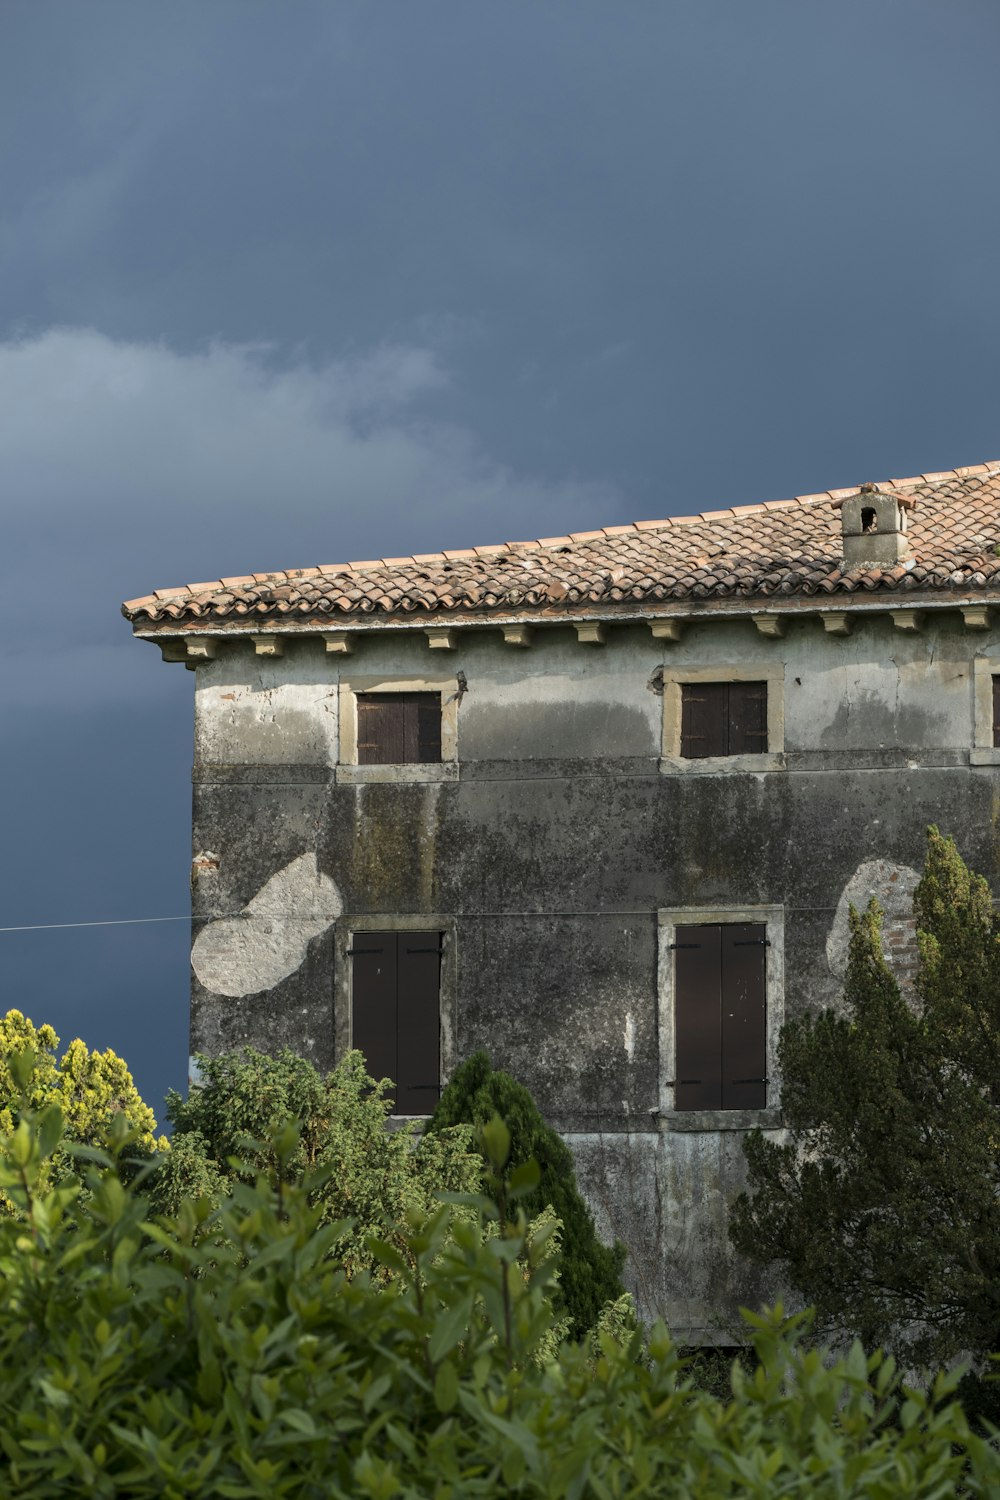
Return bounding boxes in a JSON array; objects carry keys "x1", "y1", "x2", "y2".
[{"x1": 2, "y1": 1, "x2": 998, "y2": 1121}]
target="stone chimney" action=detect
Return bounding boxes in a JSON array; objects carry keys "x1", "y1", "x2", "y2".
[{"x1": 833, "y1": 483, "x2": 914, "y2": 566}]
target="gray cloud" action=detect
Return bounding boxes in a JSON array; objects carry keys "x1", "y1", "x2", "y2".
[{"x1": 0, "y1": 327, "x2": 620, "y2": 710}]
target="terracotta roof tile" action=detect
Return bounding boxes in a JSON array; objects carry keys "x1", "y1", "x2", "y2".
[{"x1": 122, "y1": 461, "x2": 1000, "y2": 626}]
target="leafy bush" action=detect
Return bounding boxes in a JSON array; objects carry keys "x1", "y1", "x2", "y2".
[
  {"x1": 152, "y1": 1046, "x2": 481, "y2": 1279},
  {"x1": 0, "y1": 1101, "x2": 997, "y2": 1497},
  {"x1": 427, "y1": 1049, "x2": 626, "y2": 1335},
  {"x1": 0, "y1": 1010, "x2": 164, "y2": 1205}
]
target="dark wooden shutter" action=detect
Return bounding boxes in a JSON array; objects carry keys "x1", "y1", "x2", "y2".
[
  {"x1": 674, "y1": 924, "x2": 722, "y2": 1109},
  {"x1": 350, "y1": 932, "x2": 398, "y2": 1102},
  {"x1": 415, "y1": 696, "x2": 443, "y2": 763},
  {"x1": 351, "y1": 931, "x2": 441, "y2": 1114},
  {"x1": 680, "y1": 684, "x2": 728, "y2": 758},
  {"x1": 720, "y1": 924, "x2": 767, "y2": 1109},
  {"x1": 680, "y1": 682, "x2": 767, "y2": 757},
  {"x1": 357, "y1": 693, "x2": 442, "y2": 764},
  {"x1": 993, "y1": 676, "x2": 1000, "y2": 748},
  {"x1": 726, "y1": 683, "x2": 767, "y2": 754},
  {"x1": 396, "y1": 935, "x2": 442, "y2": 1114}
]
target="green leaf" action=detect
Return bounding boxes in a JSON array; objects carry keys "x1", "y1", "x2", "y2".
[
  {"x1": 428, "y1": 1295, "x2": 474, "y2": 1363},
  {"x1": 7, "y1": 1048, "x2": 36, "y2": 1093},
  {"x1": 434, "y1": 1360, "x2": 459, "y2": 1414},
  {"x1": 36, "y1": 1105, "x2": 64, "y2": 1160},
  {"x1": 281, "y1": 1408, "x2": 318, "y2": 1437},
  {"x1": 507, "y1": 1158, "x2": 541, "y2": 1200},
  {"x1": 479, "y1": 1115, "x2": 511, "y2": 1173}
]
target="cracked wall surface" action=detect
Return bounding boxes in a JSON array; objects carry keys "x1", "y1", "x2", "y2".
[{"x1": 185, "y1": 615, "x2": 1000, "y2": 1340}]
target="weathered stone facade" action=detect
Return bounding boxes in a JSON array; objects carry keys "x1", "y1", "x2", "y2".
[{"x1": 124, "y1": 464, "x2": 1000, "y2": 1340}]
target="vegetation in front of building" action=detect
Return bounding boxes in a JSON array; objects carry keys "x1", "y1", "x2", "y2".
[
  {"x1": 426, "y1": 1048, "x2": 628, "y2": 1336},
  {"x1": 732, "y1": 826, "x2": 1000, "y2": 1414},
  {"x1": 151, "y1": 1046, "x2": 483, "y2": 1282},
  {"x1": 1, "y1": 824, "x2": 1000, "y2": 1486},
  {"x1": 0, "y1": 1096, "x2": 995, "y2": 1497}
]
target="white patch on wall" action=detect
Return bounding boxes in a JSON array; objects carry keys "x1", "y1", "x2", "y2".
[
  {"x1": 826, "y1": 859, "x2": 920, "y2": 992},
  {"x1": 191, "y1": 852, "x2": 342, "y2": 998},
  {"x1": 623, "y1": 1011, "x2": 636, "y2": 1063}
]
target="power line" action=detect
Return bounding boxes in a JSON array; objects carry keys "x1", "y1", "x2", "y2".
[
  {"x1": 0, "y1": 903, "x2": 847, "y2": 936},
  {"x1": 0, "y1": 915, "x2": 202, "y2": 934}
]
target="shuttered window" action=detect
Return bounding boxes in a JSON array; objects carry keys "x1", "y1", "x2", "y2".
[
  {"x1": 350, "y1": 931, "x2": 442, "y2": 1113},
  {"x1": 680, "y1": 681, "x2": 767, "y2": 758},
  {"x1": 673, "y1": 923, "x2": 767, "y2": 1110},
  {"x1": 357, "y1": 692, "x2": 442, "y2": 764}
]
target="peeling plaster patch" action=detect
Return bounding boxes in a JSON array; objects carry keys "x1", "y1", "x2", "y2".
[
  {"x1": 826, "y1": 859, "x2": 920, "y2": 992},
  {"x1": 188, "y1": 1056, "x2": 205, "y2": 1088},
  {"x1": 623, "y1": 1011, "x2": 636, "y2": 1062},
  {"x1": 192, "y1": 853, "x2": 341, "y2": 998}
]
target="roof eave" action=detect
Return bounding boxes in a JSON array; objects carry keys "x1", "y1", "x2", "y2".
[{"x1": 131, "y1": 587, "x2": 1000, "y2": 638}]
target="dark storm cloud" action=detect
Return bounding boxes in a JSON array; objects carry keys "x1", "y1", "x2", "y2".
[{"x1": 1, "y1": 0, "x2": 998, "y2": 1115}]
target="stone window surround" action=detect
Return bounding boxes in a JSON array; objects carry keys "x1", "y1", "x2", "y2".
[
  {"x1": 656, "y1": 903, "x2": 784, "y2": 1131},
  {"x1": 337, "y1": 672, "x2": 461, "y2": 782},
  {"x1": 332, "y1": 912, "x2": 459, "y2": 1119},
  {"x1": 659, "y1": 662, "x2": 786, "y2": 775},
  {"x1": 970, "y1": 654, "x2": 1000, "y2": 766}
]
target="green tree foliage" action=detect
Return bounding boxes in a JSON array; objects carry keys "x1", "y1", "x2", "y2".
[
  {"x1": 731, "y1": 828, "x2": 1000, "y2": 1365},
  {"x1": 0, "y1": 1010, "x2": 164, "y2": 1201},
  {"x1": 0, "y1": 1102, "x2": 995, "y2": 1497},
  {"x1": 153, "y1": 1047, "x2": 482, "y2": 1279},
  {"x1": 426, "y1": 1050, "x2": 626, "y2": 1335}
]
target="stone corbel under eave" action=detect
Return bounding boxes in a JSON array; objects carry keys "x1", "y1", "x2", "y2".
[
  {"x1": 575, "y1": 622, "x2": 606, "y2": 645},
  {"x1": 157, "y1": 640, "x2": 190, "y2": 664},
  {"x1": 425, "y1": 628, "x2": 457, "y2": 650},
  {"x1": 153, "y1": 635, "x2": 222, "y2": 668},
  {"x1": 502, "y1": 624, "x2": 534, "y2": 648},
  {"x1": 321, "y1": 632, "x2": 355, "y2": 654},
  {"x1": 184, "y1": 638, "x2": 218, "y2": 665},
  {"x1": 251, "y1": 635, "x2": 284, "y2": 657},
  {"x1": 962, "y1": 606, "x2": 991, "y2": 631},
  {"x1": 751, "y1": 615, "x2": 786, "y2": 639},
  {"x1": 649, "y1": 619, "x2": 684, "y2": 642}
]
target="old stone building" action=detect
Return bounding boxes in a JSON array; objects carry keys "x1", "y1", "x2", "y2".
[{"x1": 123, "y1": 460, "x2": 1000, "y2": 1339}]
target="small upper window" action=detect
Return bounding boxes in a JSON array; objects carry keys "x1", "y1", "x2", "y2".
[
  {"x1": 680, "y1": 681, "x2": 767, "y2": 758},
  {"x1": 357, "y1": 692, "x2": 442, "y2": 765}
]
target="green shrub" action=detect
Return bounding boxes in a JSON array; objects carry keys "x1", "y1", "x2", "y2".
[
  {"x1": 153, "y1": 1046, "x2": 481, "y2": 1279},
  {"x1": 427, "y1": 1050, "x2": 627, "y2": 1335},
  {"x1": 0, "y1": 1102, "x2": 996, "y2": 1497}
]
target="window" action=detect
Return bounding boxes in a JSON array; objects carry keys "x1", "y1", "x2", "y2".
[
  {"x1": 357, "y1": 692, "x2": 442, "y2": 765},
  {"x1": 658, "y1": 903, "x2": 783, "y2": 1119},
  {"x1": 680, "y1": 681, "x2": 767, "y2": 758},
  {"x1": 350, "y1": 930, "x2": 442, "y2": 1114},
  {"x1": 672, "y1": 923, "x2": 767, "y2": 1109},
  {"x1": 970, "y1": 657, "x2": 1000, "y2": 766},
  {"x1": 659, "y1": 663, "x2": 784, "y2": 774},
  {"x1": 337, "y1": 673, "x2": 460, "y2": 778}
]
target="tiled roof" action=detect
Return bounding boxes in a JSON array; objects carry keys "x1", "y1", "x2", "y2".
[{"x1": 123, "y1": 462, "x2": 1000, "y2": 627}]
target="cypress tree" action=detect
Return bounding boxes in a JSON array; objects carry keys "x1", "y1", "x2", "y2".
[
  {"x1": 427, "y1": 1051, "x2": 626, "y2": 1336},
  {"x1": 731, "y1": 828, "x2": 1000, "y2": 1365}
]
